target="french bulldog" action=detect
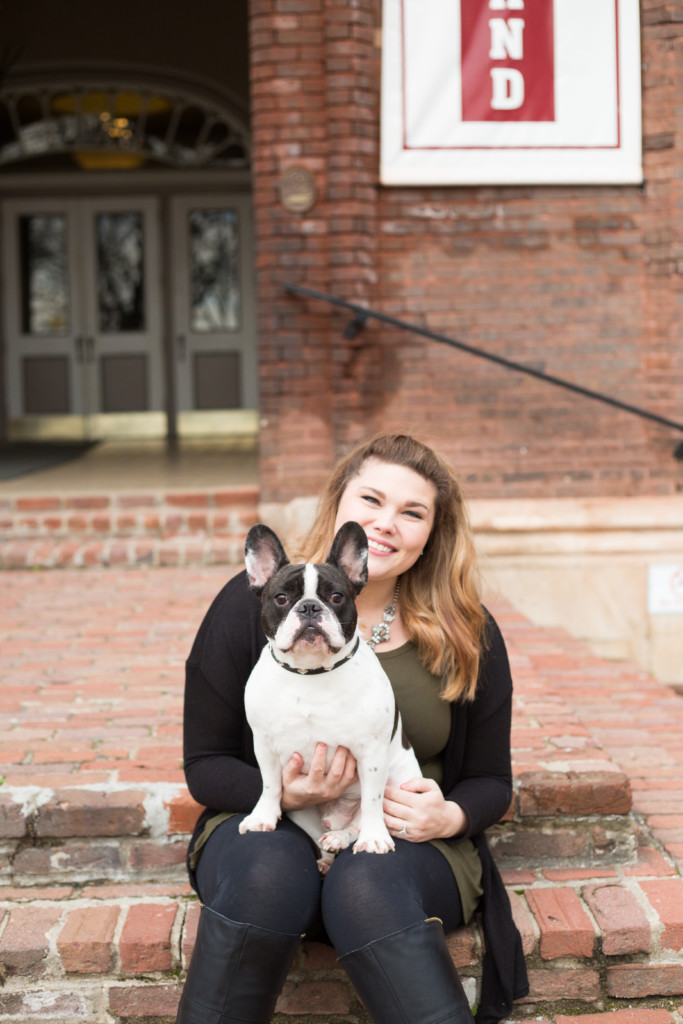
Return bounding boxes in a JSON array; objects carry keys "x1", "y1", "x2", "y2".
[{"x1": 239, "y1": 520, "x2": 421, "y2": 871}]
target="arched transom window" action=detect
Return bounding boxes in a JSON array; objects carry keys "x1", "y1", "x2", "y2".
[{"x1": 0, "y1": 78, "x2": 250, "y2": 170}]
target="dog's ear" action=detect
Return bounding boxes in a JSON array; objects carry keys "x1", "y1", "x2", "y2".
[
  {"x1": 326, "y1": 521, "x2": 368, "y2": 594},
  {"x1": 245, "y1": 524, "x2": 290, "y2": 595}
]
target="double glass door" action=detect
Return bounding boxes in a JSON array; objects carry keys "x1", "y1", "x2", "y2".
[
  {"x1": 3, "y1": 196, "x2": 162, "y2": 434},
  {"x1": 2, "y1": 192, "x2": 256, "y2": 438}
]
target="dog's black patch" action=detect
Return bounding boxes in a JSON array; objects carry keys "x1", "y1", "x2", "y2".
[{"x1": 312, "y1": 563, "x2": 359, "y2": 639}]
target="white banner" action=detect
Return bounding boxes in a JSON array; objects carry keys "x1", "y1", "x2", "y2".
[{"x1": 381, "y1": 0, "x2": 643, "y2": 185}]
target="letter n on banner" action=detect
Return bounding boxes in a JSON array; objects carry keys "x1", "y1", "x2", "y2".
[{"x1": 461, "y1": 0, "x2": 555, "y2": 122}]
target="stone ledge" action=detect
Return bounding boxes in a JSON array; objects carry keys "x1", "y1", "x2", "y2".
[{"x1": 470, "y1": 497, "x2": 683, "y2": 563}]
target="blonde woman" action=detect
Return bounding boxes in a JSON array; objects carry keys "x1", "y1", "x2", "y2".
[{"x1": 179, "y1": 434, "x2": 528, "y2": 1024}]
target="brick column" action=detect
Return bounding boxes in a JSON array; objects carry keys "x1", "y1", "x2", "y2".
[
  {"x1": 248, "y1": 0, "x2": 382, "y2": 504},
  {"x1": 323, "y1": 0, "x2": 384, "y2": 450}
]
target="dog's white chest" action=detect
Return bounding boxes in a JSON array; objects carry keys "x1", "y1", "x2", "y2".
[{"x1": 244, "y1": 642, "x2": 395, "y2": 766}]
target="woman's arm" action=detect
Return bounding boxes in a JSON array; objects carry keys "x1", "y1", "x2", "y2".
[
  {"x1": 183, "y1": 573, "x2": 265, "y2": 813},
  {"x1": 184, "y1": 660, "x2": 263, "y2": 813},
  {"x1": 443, "y1": 612, "x2": 514, "y2": 838}
]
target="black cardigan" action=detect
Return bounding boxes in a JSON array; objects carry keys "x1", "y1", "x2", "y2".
[{"x1": 183, "y1": 571, "x2": 529, "y2": 1024}]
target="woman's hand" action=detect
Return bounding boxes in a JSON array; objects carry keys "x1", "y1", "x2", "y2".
[
  {"x1": 383, "y1": 777, "x2": 468, "y2": 842},
  {"x1": 280, "y1": 743, "x2": 358, "y2": 812}
]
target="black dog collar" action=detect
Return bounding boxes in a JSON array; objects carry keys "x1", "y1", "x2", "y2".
[{"x1": 269, "y1": 636, "x2": 361, "y2": 675}]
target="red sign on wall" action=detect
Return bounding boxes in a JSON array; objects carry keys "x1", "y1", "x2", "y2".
[{"x1": 460, "y1": 0, "x2": 555, "y2": 122}]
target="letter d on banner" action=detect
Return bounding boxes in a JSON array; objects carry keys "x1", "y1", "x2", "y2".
[
  {"x1": 461, "y1": 0, "x2": 555, "y2": 122},
  {"x1": 490, "y1": 67, "x2": 525, "y2": 109}
]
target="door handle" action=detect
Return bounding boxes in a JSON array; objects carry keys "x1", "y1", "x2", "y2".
[{"x1": 177, "y1": 334, "x2": 187, "y2": 361}]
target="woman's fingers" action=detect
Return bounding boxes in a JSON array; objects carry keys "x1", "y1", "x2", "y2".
[
  {"x1": 328, "y1": 745, "x2": 357, "y2": 786},
  {"x1": 307, "y1": 742, "x2": 328, "y2": 780},
  {"x1": 282, "y1": 744, "x2": 357, "y2": 808}
]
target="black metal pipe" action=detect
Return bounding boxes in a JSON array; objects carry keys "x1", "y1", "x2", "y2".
[{"x1": 283, "y1": 281, "x2": 683, "y2": 446}]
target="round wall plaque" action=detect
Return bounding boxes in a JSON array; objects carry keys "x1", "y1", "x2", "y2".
[{"x1": 279, "y1": 166, "x2": 316, "y2": 214}]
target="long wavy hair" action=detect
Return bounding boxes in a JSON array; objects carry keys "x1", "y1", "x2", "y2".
[{"x1": 298, "y1": 433, "x2": 486, "y2": 702}]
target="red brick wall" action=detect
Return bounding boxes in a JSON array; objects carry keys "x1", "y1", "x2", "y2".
[{"x1": 249, "y1": 0, "x2": 683, "y2": 503}]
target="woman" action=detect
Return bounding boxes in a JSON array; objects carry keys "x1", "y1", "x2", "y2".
[{"x1": 179, "y1": 433, "x2": 528, "y2": 1024}]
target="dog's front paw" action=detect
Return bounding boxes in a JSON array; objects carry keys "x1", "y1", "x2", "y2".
[
  {"x1": 353, "y1": 829, "x2": 396, "y2": 854},
  {"x1": 320, "y1": 827, "x2": 358, "y2": 852},
  {"x1": 239, "y1": 810, "x2": 280, "y2": 834}
]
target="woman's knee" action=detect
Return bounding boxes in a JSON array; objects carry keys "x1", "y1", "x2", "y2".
[
  {"x1": 321, "y1": 843, "x2": 463, "y2": 956},
  {"x1": 321, "y1": 848, "x2": 422, "y2": 949},
  {"x1": 323, "y1": 847, "x2": 402, "y2": 904},
  {"x1": 197, "y1": 816, "x2": 322, "y2": 932}
]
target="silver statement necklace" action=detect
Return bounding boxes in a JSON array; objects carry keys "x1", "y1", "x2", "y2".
[{"x1": 366, "y1": 582, "x2": 401, "y2": 651}]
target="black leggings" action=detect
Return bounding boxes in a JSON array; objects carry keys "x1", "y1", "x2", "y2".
[{"x1": 195, "y1": 814, "x2": 464, "y2": 956}]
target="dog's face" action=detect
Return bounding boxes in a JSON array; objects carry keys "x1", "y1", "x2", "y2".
[{"x1": 245, "y1": 521, "x2": 368, "y2": 657}]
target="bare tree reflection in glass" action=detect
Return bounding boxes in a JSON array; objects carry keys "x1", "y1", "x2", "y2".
[
  {"x1": 96, "y1": 213, "x2": 145, "y2": 332},
  {"x1": 20, "y1": 215, "x2": 69, "y2": 335},
  {"x1": 189, "y1": 209, "x2": 240, "y2": 332}
]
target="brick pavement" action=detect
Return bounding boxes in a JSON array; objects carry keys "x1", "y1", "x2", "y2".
[{"x1": 2, "y1": 566, "x2": 683, "y2": 1022}]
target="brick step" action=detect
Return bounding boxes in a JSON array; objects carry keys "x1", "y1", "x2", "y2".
[
  {"x1": 0, "y1": 784, "x2": 192, "y2": 887},
  {"x1": 0, "y1": 748, "x2": 635, "y2": 889},
  {"x1": 2, "y1": 854, "x2": 683, "y2": 1023},
  {"x1": 0, "y1": 487, "x2": 259, "y2": 569}
]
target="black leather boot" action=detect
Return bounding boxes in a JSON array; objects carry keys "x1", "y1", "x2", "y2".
[
  {"x1": 339, "y1": 918, "x2": 475, "y2": 1024},
  {"x1": 176, "y1": 905, "x2": 301, "y2": 1024}
]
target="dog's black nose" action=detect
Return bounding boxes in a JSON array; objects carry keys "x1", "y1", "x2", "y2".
[{"x1": 298, "y1": 600, "x2": 322, "y2": 620}]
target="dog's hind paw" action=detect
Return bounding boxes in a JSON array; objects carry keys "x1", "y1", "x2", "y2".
[
  {"x1": 316, "y1": 852, "x2": 335, "y2": 875},
  {"x1": 320, "y1": 828, "x2": 357, "y2": 852}
]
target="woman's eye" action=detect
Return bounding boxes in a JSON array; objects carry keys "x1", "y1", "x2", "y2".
[
  {"x1": 274, "y1": 594, "x2": 289, "y2": 606},
  {"x1": 404, "y1": 510, "x2": 424, "y2": 520},
  {"x1": 362, "y1": 494, "x2": 379, "y2": 504},
  {"x1": 330, "y1": 593, "x2": 344, "y2": 605}
]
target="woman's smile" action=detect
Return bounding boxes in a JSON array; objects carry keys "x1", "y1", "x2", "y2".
[{"x1": 367, "y1": 537, "x2": 396, "y2": 556}]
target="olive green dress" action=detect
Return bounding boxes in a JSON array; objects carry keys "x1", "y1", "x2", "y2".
[{"x1": 376, "y1": 641, "x2": 483, "y2": 924}]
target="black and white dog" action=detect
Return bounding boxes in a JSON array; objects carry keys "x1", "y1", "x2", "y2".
[{"x1": 239, "y1": 521, "x2": 421, "y2": 870}]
